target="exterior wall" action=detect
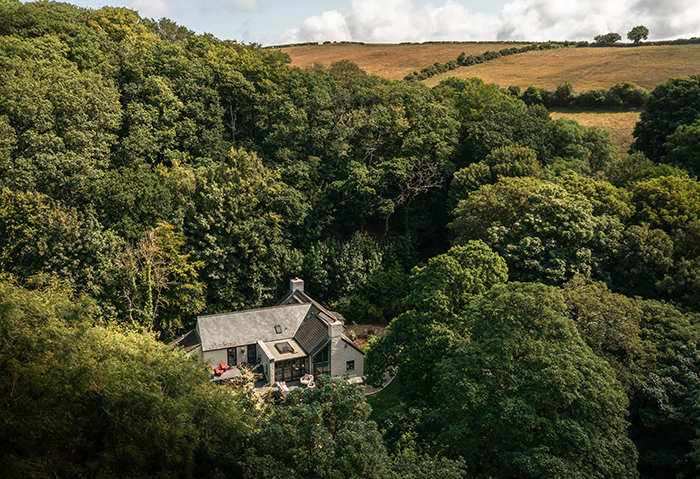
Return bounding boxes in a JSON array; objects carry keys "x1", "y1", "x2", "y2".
[
  {"x1": 202, "y1": 348, "x2": 227, "y2": 368},
  {"x1": 258, "y1": 340, "x2": 274, "y2": 384},
  {"x1": 329, "y1": 337, "x2": 364, "y2": 379}
]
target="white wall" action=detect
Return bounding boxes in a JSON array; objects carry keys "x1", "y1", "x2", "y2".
[
  {"x1": 203, "y1": 348, "x2": 227, "y2": 369},
  {"x1": 329, "y1": 337, "x2": 364, "y2": 379}
]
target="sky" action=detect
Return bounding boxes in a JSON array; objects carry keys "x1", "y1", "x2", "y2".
[{"x1": 51, "y1": 0, "x2": 700, "y2": 46}]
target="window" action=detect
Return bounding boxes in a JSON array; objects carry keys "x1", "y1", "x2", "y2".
[
  {"x1": 274, "y1": 325, "x2": 282, "y2": 334},
  {"x1": 274, "y1": 342, "x2": 294, "y2": 354},
  {"x1": 314, "y1": 344, "x2": 330, "y2": 377},
  {"x1": 346, "y1": 360, "x2": 355, "y2": 371}
]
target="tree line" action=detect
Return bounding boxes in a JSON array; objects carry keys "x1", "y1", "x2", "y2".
[{"x1": 2, "y1": 2, "x2": 700, "y2": 478}]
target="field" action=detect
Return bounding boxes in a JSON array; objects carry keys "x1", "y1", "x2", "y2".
[
  {"x1": 281, "y1": 43, "x2": 700, "y2": 91},
  {"x1": 280, "y1": 42, "x2": 529, "y2": 80},
  {"x1": 550, "y1": 109, "x2": 641, "y2": 156},
  {"x1": 425, "y1": 44, "x2": 700, "y2": 91}
]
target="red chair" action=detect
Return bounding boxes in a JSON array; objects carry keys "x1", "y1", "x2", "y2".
[
  {"x1": 220, "y1": 361, "x2": 230, "y2": 372},
  {"x1": 214, "y1": 366, "x2": 222, "y2": 376}
]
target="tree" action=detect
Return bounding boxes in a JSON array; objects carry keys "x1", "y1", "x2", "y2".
[
  {"x1": 119, "y1": 222, "x2": 206, "y2": 339},
  {"x1": 241, "y1": 377, "x2": 393, "y2": 479},
  {"x1": 450, "y1": 176, "x2": 543, "y2": 243},
  {"x1": 0, "y1": 35, "x2": 121, "y2": 202},
  {"x1": 594, "y1": 32, "x2": 622, "y2": 44},
  {"x1": 487, "y1": 183, "x2": 624, "y2": 285},
  {"x1": 435, "y1": 282, "x2": 639, "y2": 478},
  {"x1": 631, "y1": 75, "x2": 700, "y2": 161},
  {"x1": 662, "y1": 119, "x2": 700, "y2": 174},
  {"x1": 365, "y1": 242, "x2": 508, "y2": 404},
  {"x1": 0, "y1": 278, "x2": 251, "y2": 478},
  {"x1": 627, "y1": 26, "x2": 649, "y2": 44}
]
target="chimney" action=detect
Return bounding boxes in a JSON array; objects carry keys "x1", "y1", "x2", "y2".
[{"x1": 290, "y1": 278, "x2": 304, "y2": 293}]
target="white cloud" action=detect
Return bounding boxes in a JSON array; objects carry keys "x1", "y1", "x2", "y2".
[
  {"x1": 283, "y1": 10, "x2": 351, "y2": 43},
  {"x1": 283, "y1": 0, "x2": 700, "y2": 44}
]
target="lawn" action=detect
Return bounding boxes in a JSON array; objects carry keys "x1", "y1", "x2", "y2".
[{"x1": 366, "y1": 376, "x2": 401, "y2": 422}]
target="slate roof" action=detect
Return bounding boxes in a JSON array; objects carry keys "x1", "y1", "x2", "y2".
[
  {"x1": 293, "y1": 304, "x2": 331, "y2": 356},
  {"x1": 197, "y1": 303, "x2": 311, "y2": 352},
  {"x1": 190, "y1": 279, "x2": 361, "y2": 359},
  {"x1": 167, "y1": 329, "x2": 201, "y2": 353}
]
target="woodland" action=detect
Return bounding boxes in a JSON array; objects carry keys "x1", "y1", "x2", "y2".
[{"x1": 2, "y1": 1, "x2": 700, "y2": 478}]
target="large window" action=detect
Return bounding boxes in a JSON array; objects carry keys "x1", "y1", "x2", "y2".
[
  {"x1": 314, "y1": 344, "x2": 330, "y2": 377},
  {"x1": 274, "y1": 358, "x2": 306, "y2": 382}
]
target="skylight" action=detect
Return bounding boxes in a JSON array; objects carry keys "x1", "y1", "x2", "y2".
[
  {"x1": 275, "y1": 342, "x2": 294, "y2": 354},
  {"x1": 275, "y1": 325, "x2": 282, "y2": 334}
]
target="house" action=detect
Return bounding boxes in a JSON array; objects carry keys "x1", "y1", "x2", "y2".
[{"x1": 173, "y1": 278, "x2": 364, "y2": 384}]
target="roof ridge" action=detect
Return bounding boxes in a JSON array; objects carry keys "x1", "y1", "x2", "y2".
[{"x1": 197, "y1": 302, "x2": 310, "y2": 320}]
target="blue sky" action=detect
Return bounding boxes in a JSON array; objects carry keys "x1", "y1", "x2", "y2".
[{"x1": 51, "y1": 0, "x2": 700, "y2": 46}]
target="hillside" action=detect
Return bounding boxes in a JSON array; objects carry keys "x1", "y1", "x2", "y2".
[
  {"x1": 279, "y1": 41, "x2": 530, "y2": 81},
  {"x1": 281, "y1": 42, "x2": 700, "y2": 91}
]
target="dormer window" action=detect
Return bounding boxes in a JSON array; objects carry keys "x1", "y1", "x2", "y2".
[{"x1": 274, "y1": 325, "x2": 282, "y2": 334}]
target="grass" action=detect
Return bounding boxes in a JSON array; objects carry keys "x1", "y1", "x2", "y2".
[
  {"x1": 424, "y1": 44, "x2": 700, "y2": 91},
  {"x1": 366, "y1": 376, "x2": 401, "y2": 422},
  {"x1": 281, "y1": 43, "x2": 700, "y2": 91},
  {"x1": 280, "y1": 42, "x2": 529, "y2": 81},
  {"x1": 550, "y1": 109, "x2": 641, "y2": 156}
]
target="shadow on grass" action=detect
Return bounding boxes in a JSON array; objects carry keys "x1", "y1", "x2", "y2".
[{"x1": 367, "y1": 377, "x2": 401, "y2": 422}]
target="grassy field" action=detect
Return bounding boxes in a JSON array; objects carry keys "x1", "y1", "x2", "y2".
[
  {"x1": 550, "y1": 109, "x2": 641, "y2": 156},
  {"x1": 425, "y1": 45, "x2": 700, "y2": 91},
  {"x1": 280, "y1": 42, "x2": 529, "y2": 80},
  {"x1": 281, "y1": 43, "x2": 700, "y2": 91}
]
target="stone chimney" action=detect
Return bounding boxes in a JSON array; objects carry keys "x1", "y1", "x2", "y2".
[{"x1": 290, "y1": 277, "x2": 304, "y2": 293}]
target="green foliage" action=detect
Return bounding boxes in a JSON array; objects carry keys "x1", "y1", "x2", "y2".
[
  {"x1": 241, "y1": 377, "x2": 392, "y2": 479},
  {"x1": 118, "y1": 222, "x2": 206, "y2": 339},
  {"x1": 630, "y1": 175, "x2": 700, "y2": 233},
  {"x1": 487, "y1": 182, "x2": 624, "y2": 284},
  {"x1": 662, "y1": 118, "x2": 700, "y2": 174},
  {"x1": 435, "y1": 282, "x2": 639, "y2": 478},
  {"x1": 0, "y1": 35, "x2": 121, "y2": 202},
  {"x1": 365, "y1": 242, "x2": 507, "y2": 403},
  {"x1": 0, "y1": 278, "x2": 251, "y2": 478},
  {"x1": 632, "y1": 75, "x2": 700, "y2": 161},
  {"x1": 629, "y1": 300, "x2": 700, "y2": 478},
  {"x1": 447, "y1": 144, "x2": 541, "y2": 209},
  {"x1": 561, "y1": 277, "x2": 650, "y2": 392},
  {"x1": 594, "y1": 32, "x2": 622, "y2": 44},
  {"x1": 0, "y1": 186, "x2": 122, "y2": 297},
  {"x1": 186, "y1": 148, "x2": 303, "y2": 311},
  {"x1": 450, "y1": 176, "x2": 543, "y2": 243},
  {"x1": 559, "y1": 171, "x2": 634, "y2": 221},
  {"x1": 627, "y1": 26, "x2": 649, "y2": 44}
]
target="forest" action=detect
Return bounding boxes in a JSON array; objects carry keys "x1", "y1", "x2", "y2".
[{"x1": 2, "y1": 1, "x2": 700, "y2": 478}]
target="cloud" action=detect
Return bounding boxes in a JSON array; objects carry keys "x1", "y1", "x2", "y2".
[
  {"x1": 283, "y1": 0, "x2": 700, "y2": 44},
  {"x1": 282, "y1": 10, "x2": 351, "y2": 43}
]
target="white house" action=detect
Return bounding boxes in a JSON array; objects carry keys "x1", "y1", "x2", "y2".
[{"x1": 173, "y1": 278, "x2": 364, "y2": 384}]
